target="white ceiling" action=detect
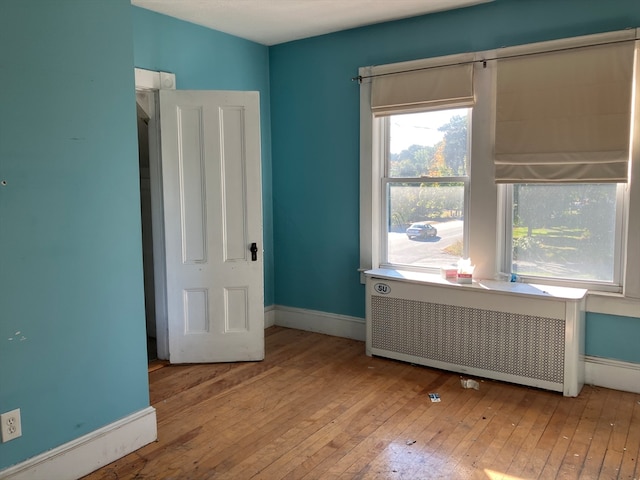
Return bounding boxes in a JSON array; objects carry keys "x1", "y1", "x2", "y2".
[{"x1": 132, "y1": 0, "x2": 493, "y2": 46}]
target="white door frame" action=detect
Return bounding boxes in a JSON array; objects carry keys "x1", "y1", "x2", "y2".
[{"x1": 135, "y1": 68, "x2": 176, "y2": 360}]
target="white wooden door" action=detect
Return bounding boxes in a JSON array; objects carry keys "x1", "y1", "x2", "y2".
[{"x1": 159, "y1": 90, "x2": 264, "y2": 363}]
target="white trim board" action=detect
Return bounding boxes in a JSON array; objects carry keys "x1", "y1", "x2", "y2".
[
  {"x1": 134, "y1": 67, "x2": 176, "y2": 90},
  {"x1": 273, "y1": 305, "x2": 366, "y2": 341},
  {"x1": 0, "y1": 407, "x2": 157, "y2": 480},
  {"x1": 586, "y1": 293, "x2": 640, "y2": 318},
  {"x1": 585, "y1": 356, "x2": 640, "y2": 394},
  {"x1": 270, "y1": 305, "x2": 640, "y2": 393},
  {"x1": 265, "y1": 305, "x2": 276, "y2": 328}
]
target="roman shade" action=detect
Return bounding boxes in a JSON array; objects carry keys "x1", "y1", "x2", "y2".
[
  {"x1": 494, "y1": 41, "x2": 636, "y2": 183},
  {"x1": 371, "y1": 62, "x2": 474, "y2": 116}
]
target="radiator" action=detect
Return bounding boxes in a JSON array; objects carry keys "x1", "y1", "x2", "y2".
[{"x1": 365, "y1": 269, "x2": 586, "y2": 396}]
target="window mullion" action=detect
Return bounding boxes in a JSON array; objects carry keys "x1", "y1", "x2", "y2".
[
  {"x1": 380, "y1": 177, "x2": 391, "y2": 266},
  {"x1": 497, "y1": 184, "x2": 513, "y2": 275},
  {"x1": 615, "y1": 183, "x2": 628, "y2": 288}
]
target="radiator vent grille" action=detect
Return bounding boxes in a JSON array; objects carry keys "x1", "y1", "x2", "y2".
[{"x1": 371, "y1": 295, "x2": 565, "y2": 383}]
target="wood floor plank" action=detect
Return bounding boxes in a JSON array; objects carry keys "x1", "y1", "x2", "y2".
[
  {"x1": 106, "y1": 366, "x2": 313, "y2": 478},
  {"x1": 194, "y1": 369, "x2": 364, "y2": 472},
  {"x1": 577, "y1": 387, "x2": 622, "y2": 479},
  {"x1": 313, "y1": 371, "x2": 459, "y2": 478},
  {"x1": 536, "y1": 388, "x2": 590, "y2": 479},
  {"x1": 355, "y1": 374, "x2": 486, "y2": 478},
  {"x1": 554, "y1": 386, "x2": 603, "y2": 479},
  {"x1": 303, "y1": 370, "x2": 450, "y2": 480},
  {"x1": 618, "y1": 395, "x2": 640, "y2": 480},
  {"x1": 303, "y1": 404, "x2": 424, "y2": 479},
  {"x1": 152, "y1": 329, "x2": 346, "y2": 424},
  {"x1": 472, "y1": 389, "x2": 538, "y2": 474},
  {"x1": 256, "y1": 366, "x2": 421, "y2": 480},
  {"x1": 452, "y1": 380, "x2": 535, "y2": 476},
  {"x1": 421, "y1": 380, "x2": 503, "y2": 475},
  {"x1": 599, "y1": 388, "x2": 636, "y2": 479},
  {"x1": 491, "y1": 389, "x2": 558, "y2": 478},
  {"x1": 82, "y1": 327, "x2": 640, "y2": 480},
  {"x1": 192, "y1": 344, "x2": 400, "y2": 477},
  {"x1": 464, "y1": 385, "x2": 530, "y2": 474}
]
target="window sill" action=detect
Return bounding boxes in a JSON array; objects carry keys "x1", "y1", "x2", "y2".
[
  {"x1": 365, "y1": 268, "x2": 640, "y2": 319},
  {"x1": 365, "y1": 268, "x2": 587, "y2": 301}
]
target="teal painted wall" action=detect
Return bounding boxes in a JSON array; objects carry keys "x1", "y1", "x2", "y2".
[
  {"x1": 132, "y1": 7, "x2": 275, "y2": 306},
  {"x1": 586, "y1": 313, "x2": 640, "y2": 363},
  {"x1": 269, "y1": 0, "x2": 640, "y2": 360},
  {"x1": 0, "y1": 0, "x2": 149, "y2": 470}
]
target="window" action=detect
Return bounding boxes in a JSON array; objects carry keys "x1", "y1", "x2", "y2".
[
  {"x1": 384, "y1": 109, "x2": 469, "y2": 269},
  {"x1": 360, "y1": 29, "x2": 640, "y2": 297},
  {"x1": 494, "y1": 36, "x2": 635, "y2": 289},
  {"x1": 503, "y1": 183, "x2": 624, "y2": 285}
]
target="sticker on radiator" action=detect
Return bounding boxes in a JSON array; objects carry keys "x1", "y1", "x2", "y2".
[{"x1": 373, "y1": 282, "x2": 391, "y2": 294}]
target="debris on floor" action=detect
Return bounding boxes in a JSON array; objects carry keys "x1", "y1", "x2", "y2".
[
  {"x1": 429, "y1": 393, "x2": 441, "y2": 402},
  {"x1": 460, "y1": 377, "x2": 480, "y2": 390}
]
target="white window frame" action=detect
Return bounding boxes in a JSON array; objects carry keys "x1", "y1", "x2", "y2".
[
  {"x1": 360, "y1": 53, "x2": 497, "y2": 281},
  {"x1": 498, "y1": 183, "x2": 627, "y2": 293},
  {"x1": 378, "y1": 113, "x2": 471, "y2": 272},
  {"x1": 359, "y1": 29, "x2": 640, "y2": 305}
]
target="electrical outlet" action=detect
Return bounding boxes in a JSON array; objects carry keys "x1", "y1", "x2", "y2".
[{"x1": 1, "y1": 409, "x2": 22, "y2": 442}]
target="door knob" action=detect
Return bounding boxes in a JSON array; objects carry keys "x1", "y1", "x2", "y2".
[{"x1": 250, "y1": 243, "x2": 258, "y2": 261}]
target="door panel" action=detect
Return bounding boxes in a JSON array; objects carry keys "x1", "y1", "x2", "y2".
[
  {"x1": 159, "y1": 90, "x2": 264, "y2": 364},
  {"x1": 177, "y1": 106, "x2": 207, "y2": 264},
  {"x1": 220, "y1": 106, "x2": 249, "y2": 261},
  {"x1": 225, "y1": 287, "x2": 249, "y2": 332}
]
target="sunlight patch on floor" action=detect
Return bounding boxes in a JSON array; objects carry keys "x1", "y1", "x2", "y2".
[{"x1": 484, "y1": 469, "x2": 528, "y2": 480}]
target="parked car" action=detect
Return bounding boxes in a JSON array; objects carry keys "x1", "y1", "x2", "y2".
[{"x1": 406, "y1": 222, "x2": 438, "y2": 239}]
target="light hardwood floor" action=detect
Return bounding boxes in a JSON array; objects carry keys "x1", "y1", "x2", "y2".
[{"x1": 84, "y1": 326, "x2": 640, "y2": 479}]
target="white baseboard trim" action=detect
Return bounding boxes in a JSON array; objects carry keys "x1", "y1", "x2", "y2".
[
  {"x1": 0, "y1": 406, "x2": 157, "y2": 480},
  {"x1": 273, "y1": 305, "x2": 366, "y2": 341},
  {"x1": 265, "y1": 305, "x2": 276, "y2": 328},
  {"x1": 584, "y1": 356, "x2": 640, "y2": 394}
]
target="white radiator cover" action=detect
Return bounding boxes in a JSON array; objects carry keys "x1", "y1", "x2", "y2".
[{"x1": 365, "y1": 269, "x2": 587, "y2": 396}]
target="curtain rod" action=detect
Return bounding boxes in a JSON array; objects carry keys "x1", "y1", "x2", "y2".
[{"x1": 352, "y1": 35, "x2": 638, "y2": 83}]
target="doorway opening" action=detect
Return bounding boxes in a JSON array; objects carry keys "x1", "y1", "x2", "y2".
[
  {"x1": 134, "y1": 69, "x2": 174, "y2": 366},
  {"x1": 136, "y1": 92, "x2": 158, "y2": 362}
]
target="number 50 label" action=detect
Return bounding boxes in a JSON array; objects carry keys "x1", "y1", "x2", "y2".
[{"x1": 373, "y1": 283, "x2": 391, "y2": 295}]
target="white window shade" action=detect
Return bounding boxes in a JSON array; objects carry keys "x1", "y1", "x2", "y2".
[
  {"x1": 494, "y1": 41, "x2": 635, "y2": 183},
  {"x1": 371, "y1": 63, "x2": 474, "y2": 116}
]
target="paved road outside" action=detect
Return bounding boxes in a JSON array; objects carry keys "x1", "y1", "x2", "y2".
[{"x1": 387, "y1": 220, "x2": 463, "y2": 266}]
